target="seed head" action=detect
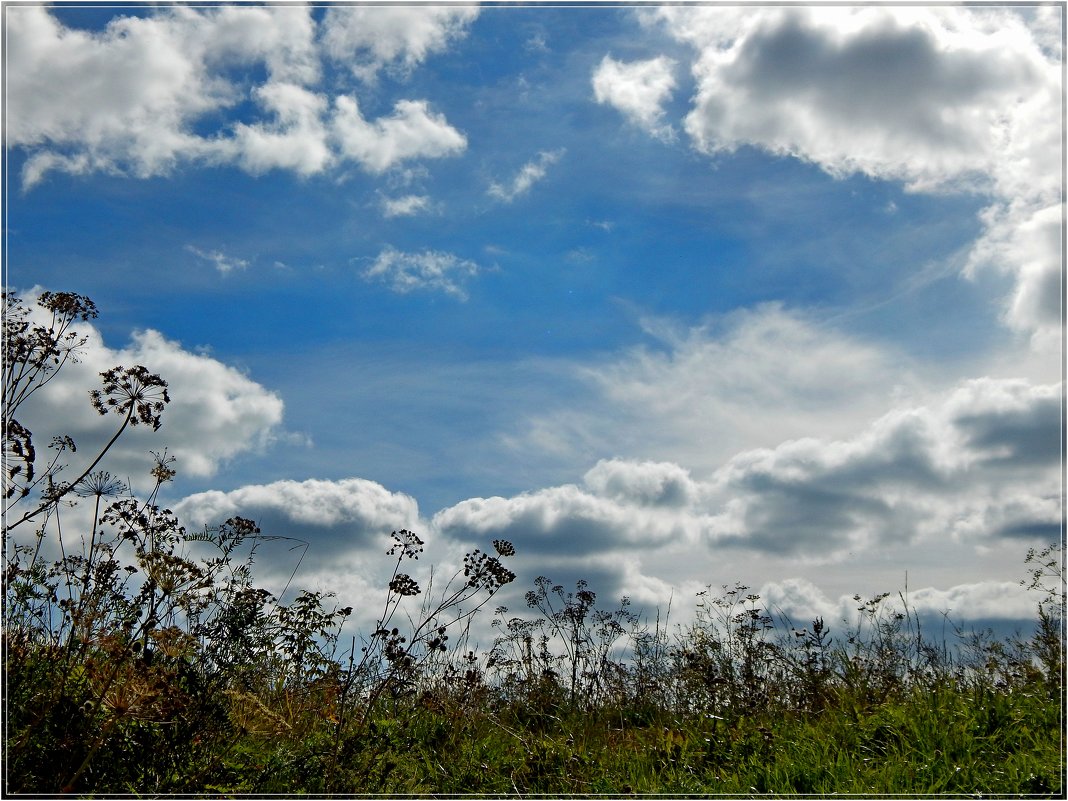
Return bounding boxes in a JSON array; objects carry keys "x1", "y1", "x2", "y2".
[
  {"x1": 387, "y1": 529, "x2": 424, "y2": 559},
  {"x1": 492, "y1": 539, "x2": 515, "y2": 557},
  {"x1": 90, "y1": 365, "x2": 170, "y2": 431},
  {"x1": 389, "y1": 573, "x2": 421, "y2": 597}
]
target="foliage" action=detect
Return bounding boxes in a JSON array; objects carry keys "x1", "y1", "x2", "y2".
[{"x1": 2, "y1": 290, "x2": 1063, "y2": 796}]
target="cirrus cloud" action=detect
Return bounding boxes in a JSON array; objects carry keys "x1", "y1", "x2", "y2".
[{"x1": 488, "y1": 149, "x2": 565, "y2": 203}]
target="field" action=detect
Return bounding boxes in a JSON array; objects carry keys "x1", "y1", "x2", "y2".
[{"x1": 4, "y1": 529, "x2": 1063, "y2": 796}]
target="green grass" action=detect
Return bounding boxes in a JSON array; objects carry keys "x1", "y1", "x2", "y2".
[
  {"x1": 105, "y1": 677, "x2": 1055, "y2": 796},
  {"x1": 5, "y1": 583, "x2": 1064, "y2": 796}
]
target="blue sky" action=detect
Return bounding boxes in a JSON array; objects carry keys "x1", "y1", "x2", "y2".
[{"x1": 4, "y1": 3, "x2": 1063, "y2": 639}]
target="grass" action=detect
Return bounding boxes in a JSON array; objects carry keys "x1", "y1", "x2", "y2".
[
  {"x1": 6, "y1": 561, "x2": 1062, "y2": 796},
  {"x1": 160, "y1": 677, "x2": 1059, "y2": 796}
]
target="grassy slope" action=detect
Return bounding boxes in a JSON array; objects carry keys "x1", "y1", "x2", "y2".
[{"x1": 198, "y1": 681, "x2": 1062, "y2": 795}]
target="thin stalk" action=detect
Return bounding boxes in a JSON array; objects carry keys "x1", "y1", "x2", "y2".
[{"x1": 6, "y1": 406, "x2": 134, "y2": 534}]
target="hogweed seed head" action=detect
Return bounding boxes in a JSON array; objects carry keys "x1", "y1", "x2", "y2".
[
  {"x1": 73, "y1": 470, "x2": 128, "y2": 499},
  {"x1": 463, "y1": 549, "x2": 516, "y2": 592},
  {"x1": 387, "y1": 529, "x2": 424, "y2": 559},
  {"x1": 389, "y1": 573, "x2": 421, "y2": 597},
  {"x1": 90, "y1": 365, "x2": 170, "y2": 431}
]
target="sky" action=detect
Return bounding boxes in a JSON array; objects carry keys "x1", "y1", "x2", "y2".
[{"x1": 3, "y1": 2, "x2": 1065, "y2": 644}]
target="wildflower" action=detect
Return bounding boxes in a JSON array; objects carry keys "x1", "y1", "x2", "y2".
[
  {"x1": 90, "y1": 365, "x2": 170, "y2": 430},
  {"x1": 150, "y1": 450, "x2": 177, "y2": 483},
  {"x1": 492, "y1": 539, "x2": 515, "y2": 557},
  {"x1": 39, "y1": 291, "x2": 98, "y2": 322},
  {"x1": 387, "y1": 529, "x2": 424, "y2": 559},
  {"x1": 73, "y1": 470, "x2": 129, "y2": 499},
  {"x1": 389, "y1": 573, "x2": 421, "y2": 597},
  {"x1": 463, "y1": 549, "x2": 516, "y2": 592}
]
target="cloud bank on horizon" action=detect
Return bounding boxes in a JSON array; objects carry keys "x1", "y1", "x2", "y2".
[{"x1": 5, "y1": 4, "x2": 1062, "y2": 636}]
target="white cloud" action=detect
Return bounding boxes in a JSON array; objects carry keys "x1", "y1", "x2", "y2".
[
  {"x1": 7, "y1": 6, "x2": 230, "y2": 184},
  {"x1": 592, "y1": 55, "x2": 677, "y2": 141},
  {"x1": 172, "y1": 476, "x2": 424, "y2": 627},
  {"x1": 175, "y1": 477, "x2": 420, "y2": 541},
  {"x1": 381, "y1": 194, "x2": 432, "y2": 218},
  {"x1": 636, "y1": 6, "x2": 1062, "y2": 340},
  {"x1": 758, "y1": 577, "x2": 1037, "y2": 627},
  {"x1": 332, "y1": 97, "x2": 467, "y2": 174},
  {"x1": 320, "y1": 5, "x2": 479, "y2": 80},
  {"x1": 706, "y1": 377, "x2": 1060, "y2": 556},
  {"x1": 229, "y1": 82, "x2": 333, "y2": 176},
  {"x1": 362, "y1": 246, "x2": 481, "y2": 299},
  {"x1": 488, "y1": 149, "x2": 565, "y2": 203},
  {"x1": 186, "y1": 245, "x2": 250, "y2": 274},
  {"x1": 965, "y1": 200, "x2": 1063, "y2": 347},
  {"x1": 433, "y1": 478, "x2": 694, "y2": 556},
  {"x1": 12, "y1": 301, "x2": 284, "y2": 484},
  {"x1": 510, "y1": 304, "x2": 923, "y2": 474},
  {"x1": 583, "y1": 458, "x2": 697, "y2": 507},
  {"x1": 432, "y1": 373, "x2": 1055, "y2": 629},
  {"x1": 439, "y1": 375, "x2": 1059, "y2": 563},
  {"x1": 668, "y1": 7, "x2": 1053, "y2": 193},
  {"x1": 6, "y1": 5, "x2": 469, "y2": 186}
]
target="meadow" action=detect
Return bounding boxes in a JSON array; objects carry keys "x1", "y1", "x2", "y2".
[{"x1": 3, "y1": 291, "x2": 1064, "y2": 796}]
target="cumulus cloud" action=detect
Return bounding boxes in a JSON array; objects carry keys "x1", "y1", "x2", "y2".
[
  {"x1": 707, "y1": 377, "x2": 1060, "y2": 556},
  {"x1": 965, "y1": 200, "x2": 1063, "y2": 345},
  {"x1": 8, "y1": 6, "x2": 232, "y2": 184},
  {"x1": 439, "y1": 376, "x2": 1060, "y2": 562},
  {"x1": 583, "y1": 458, "x2": 697, "y2": 507},
  {"x1": 320, "y1": 5, "x2": 478, "y2": 80},
  {"x1": 6, "y1": 5, "x2": 470, "y2": 186},
  {"x1": 175, "y1": 477, "x2": 420, "y2": 549},
  {"x1": 630, "y1": 6, "x2": 1062, "y2": 340},
  {"x1": 433, "y1": 481, "x2": 694, "y2": 557},
  {"x1": 592, "y1": 55, "x2": 677, "y2": 141},
  {"x1": 650, "y1": 7, "x2": 1056, "y2": 194},
  {"x1": 230, "y1": 82, "x2": 334, "y2": 176},
  {"x1": 488, "y1": 149, "x2": 565, "y2": 202},
  {"x1": 11, "y1": 298, "x2": 284, "y2": 484},
  {"x1": 171, "y1": 476, "x2": 425, "y2": 628},
  {"x1": 332, "y1": 97, "x2": 467, "y2": 174},
  {"x1": 362, "y1": 246, "x2": 481, "y2": 299},
  {"x1": 758, "y1": 577, "x2": 1037, "y2": 628}
]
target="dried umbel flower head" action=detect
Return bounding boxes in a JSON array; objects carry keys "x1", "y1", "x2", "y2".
[
  {"x1": 90, "y1": 365, "x2": 170, "y2": 431},
  {"x1": 73, "y1": 470, "x2": 129, "y2": 499},
  {"x1": 150, "y1": 450, "x2": 177, "y2": 483},
  {"x1": 389, "y1": 573, "x2": 421, "y2": 597},
  {"x1": 38, "y1": 291, "x2": 98, "y2": 322},
  {"x1": 463, "y1": 549, "x2": 516, "y2": 592},
  {"x1": 387, "y1": 528, "x2": 424, "y2": 559},
  {"x1": 492, "y1": 539, "x2": 515, "y2": 557}
]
